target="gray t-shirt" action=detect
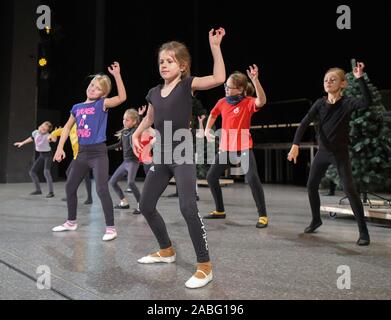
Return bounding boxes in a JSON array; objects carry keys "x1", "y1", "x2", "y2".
[
  {"x1": 32, "y1": 130, "x2": 51, "y2": 152},
  {"x1": 146, "y1": 76, "x2": 194, "y2": 151}
]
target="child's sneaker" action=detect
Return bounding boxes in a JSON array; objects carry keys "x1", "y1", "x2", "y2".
[
  {"x1": 102, "y1": 227, "x2": 117, "y2": 241},
  {"x1": 203, "y1": 210, "x2": 226, "y2": 219},
  {"x1": 256, "y1": 216, "x2": 268, "y2": 228},
  {"x1": 114, "y1": 202, "x2": 130, "y2": 209},
  {"x1": 52, "y1": 221, "x2": 77, "y2": 232},
  {"x1": 132, "y1": 208, "x2": 141, "y2": 214}
]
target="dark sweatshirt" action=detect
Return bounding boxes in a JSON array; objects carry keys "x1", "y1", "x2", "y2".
[
  {"x1": 293, "y1": 77, "x2": 372, "y2": 152},
  {"x1": 107, "y1": 127, "x2": 138, "y2": 162}
]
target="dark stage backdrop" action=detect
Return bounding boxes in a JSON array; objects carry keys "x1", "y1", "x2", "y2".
[{"x1": 2, "y1": 0, "x2": 390, "y2": 184}]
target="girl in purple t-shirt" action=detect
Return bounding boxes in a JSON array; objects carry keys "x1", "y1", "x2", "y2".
[
  {"x1": 52, "y1": 61, "x2": 127, "y2": 242},
  {"x1": 14, "y1": 121, "x2": 54, "y2": 198}
]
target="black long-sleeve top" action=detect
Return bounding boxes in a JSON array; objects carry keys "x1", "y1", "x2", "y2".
[
  {"x1": 293, "y1": 77, "x2": 372, "y2": 152},
  {"x1": 107, "y1": 127, "x2": 138, "y2": 162}
]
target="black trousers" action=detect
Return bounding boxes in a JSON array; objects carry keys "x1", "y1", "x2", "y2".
[
  {"x1": 207, "y1": 149, "x2": 267, "y2": 216},
  {"x1": 66, "y1": 143, "x2": 114, "y2": 226},
  {"x1": 307, "y1": 149, "x2": 368, "y2": 235},
  {"x1": 139, "y1": 163, "x2": 209, "y2": 263}
]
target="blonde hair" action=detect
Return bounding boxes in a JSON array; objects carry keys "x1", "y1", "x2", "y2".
[
  {"x1": 229, "y1": 71, "x2": 255, "y2": 96},
  {"x1": 159, "y1": 41, "x2": 191, "y2": 79},
  {"x1": 115, "y1": 109, "x2": 139, "y2": 140},
  {"x1": 42, "y1": 121, "x2": 53, "y2": 132},
  {"x1": 325, "y1": 67, "x2": 347, "y2": 82},
  {"x1": 91, "y1": 74, "x2": 112, "y2": 97}
]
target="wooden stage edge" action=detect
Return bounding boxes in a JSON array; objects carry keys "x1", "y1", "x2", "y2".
[{"x1": 321, "y1": 204, "x2": 391, "y2": 221}]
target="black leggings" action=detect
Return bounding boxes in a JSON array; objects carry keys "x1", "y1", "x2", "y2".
[
  {"x1": 29, "y1": 151, "x2": 53, "y2": 193},
  {"x1": 307, "y1": 149, "x2": 368, "y2": 235},
  {"x1": 207, "y1": 149, "x2": 267, "y2": 216},
  {"x1": 66, "y1": 160, "x2": 92, "y2": 200},
  {"x1": 65, "y1": 143, "x2": 114, "y2": 226},
  {"x1": 139, "y1": 163, "x2": 209, "y2": 263},
  {"x1": 110, "y1": 160, "x2": 140, "y2": 202}
]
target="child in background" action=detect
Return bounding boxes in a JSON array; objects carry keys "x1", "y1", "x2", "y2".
[
  {"x1": 14, "y1": 121, "x2": 55, "y2": 198},
  {"x1": 287, "y1": 62, "x2": 371, "y2": 246}
]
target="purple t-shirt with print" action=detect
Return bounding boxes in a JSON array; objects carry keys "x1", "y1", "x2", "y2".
[{"x1": 71, "y1": 98, "x2": 108, "y2": 145}]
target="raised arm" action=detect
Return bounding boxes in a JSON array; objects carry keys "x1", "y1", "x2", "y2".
[
  {"x1": 350, "y1": 62, "x2": 373, "y2": 110},
  {"x1": 104, "y1": 62, "x2": 127, "y2": 109},
  {"x1": 192, "y1": 28, "x2": 226, "y2": 91},
  {"x1": 132, "y1": 104, "x2": 155, "y2": 154},
  {"x1": 196, "y1": 115, "x2": 206, "y2": 139},
  {"x1": 53, "y1": 115, "x2": 76, "y2": 162},
  {"x1": 246, "y1": 64, "x2": 267, "y2": 108},
  {"x1": 14, "y1": 137, "x2": 33, "y2": 148}
]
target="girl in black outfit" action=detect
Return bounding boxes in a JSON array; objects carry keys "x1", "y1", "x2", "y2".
[
  {"x1": 132, "y1": 28, "x2": 226, "y2": 289},
  {"x1": 108, "y1": 109, "x2": 141, "y2": 214},
  {"x1": 287, "y1": 61, "x2": 371, "y2": 246}
]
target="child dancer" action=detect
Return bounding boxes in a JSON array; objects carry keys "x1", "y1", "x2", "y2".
[
  {"x1": 204, "y1": 66, "x2": 268, "y2": 227},
  {"x1": 52, "y1": 61, "x2": 126, "y2": 241},
  {"x1": 287, "y1": 62, "x2": 371, "y2": 246},
  {"x1": 14, "y1": 121, "x2": 55, "y2": 198},
  {"x1": 132, "y1": 28, "x2": 226, "y2": 289},
  {"x1": 108, "y1": 109, "x2": 142, "y2": 214}
]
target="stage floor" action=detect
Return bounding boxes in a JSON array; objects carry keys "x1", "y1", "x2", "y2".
[{"x1": 0, "y1": 181, "x2": 390, "y2": 300}]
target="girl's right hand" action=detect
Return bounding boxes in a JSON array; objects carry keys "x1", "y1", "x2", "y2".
[
  {"x1": 209, "y1": 27, "x2": 225, "y2": 47},
  {"x1": 14, "y1": 142, "x2": 22, "y2": 148},
  {"x1": 53, "y1": 149, "x2": 66, "y2": 162},
  {"x1": 287, "y1": 145, "x2": 299, "y2": 164},
  {"x1": 205, "y1": 130, "x2": 216, "y2": 143},
  {"x1": 132, "y1": 134, "x2": 143, "y2": 157}
]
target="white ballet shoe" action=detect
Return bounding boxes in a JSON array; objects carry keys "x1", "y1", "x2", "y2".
[
  {"x1": 102, "y1": 230, "x2": 117, "y2": 241},
  {"x1": 137, "y1": 252, "x2": 176, "y2": 264},
  {"x1": 52, "y1": 222, "x2": 77, "y2": 232},
  {"x1": 185, "y1": 270, "x2": 213, "y2": 289}
]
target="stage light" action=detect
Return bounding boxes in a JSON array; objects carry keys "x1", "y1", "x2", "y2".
[
  {"x1": 39, "y1": 58, "x2": 47, "y2": 67},
  {"x1": 45, "y1": 26, "x2": 51, "y2": 35}
]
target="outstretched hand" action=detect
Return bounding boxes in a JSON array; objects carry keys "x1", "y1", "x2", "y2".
[
  {"x1": 14, "y1": 142, "x2": 23, "y2": 148},
  {"x1": 209, "y1": 27, "x2": 225, "y2": 47},
  {"x1": 353, "y1": 61, "x2": 365, "y2": 78},
  {"x1": 246, "y1": 64, "x2": 259, "y2": 82},
  {"x1": 108, "y1": 61, "x2": 121, "y2": 76}
]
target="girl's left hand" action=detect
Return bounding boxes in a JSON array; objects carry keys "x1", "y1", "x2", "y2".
[
  {"x1": 198, "y1": 115, "x2": 206, "y2": 122},
  {"x1": 108, "y1": 61, "x2": 121, "y2": 76},
  {"x1": 138, "y1": 105, "x2": 147, "y2": 116},
  {"x1": 209, "y1": 27, "x2": 225, "y2": 47},
  {"x1": 353, "y1": 62, "x2": 365, "y2": 78},
  {"x1": 246, "y1": 64, "x2": 259, "y2": 81}
]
